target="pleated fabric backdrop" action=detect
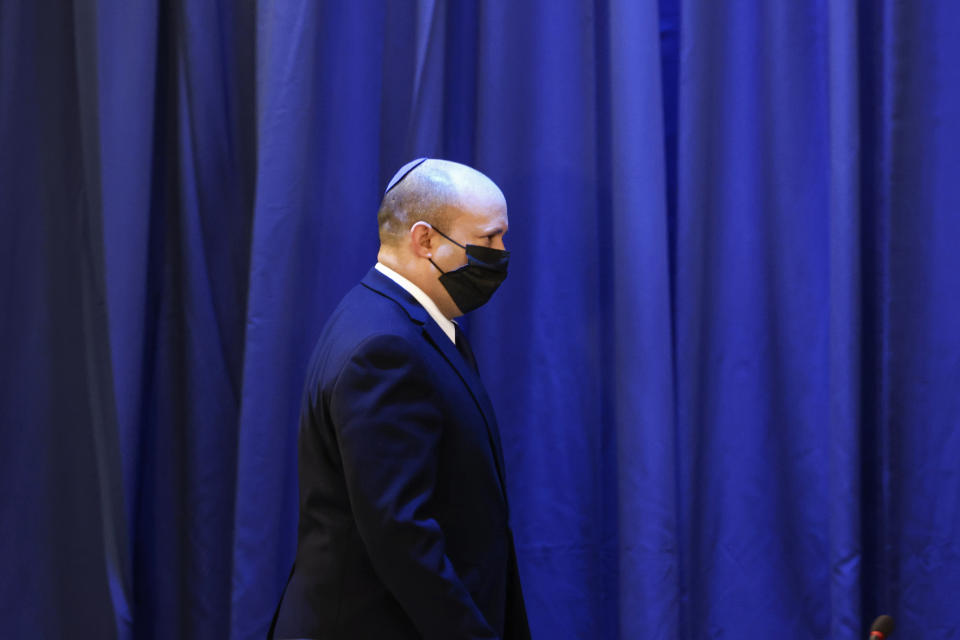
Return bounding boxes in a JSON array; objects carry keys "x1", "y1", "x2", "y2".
[{"x1": 2, "y1": 1, "x2": 959, "y2": 638}]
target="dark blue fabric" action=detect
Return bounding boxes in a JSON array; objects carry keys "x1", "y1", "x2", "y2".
[
  {"x1": 3, "y1": 1, "x2": 960, "y2": 639},
  {"x1": 0, "y1": 0, "x2": 127, "y2": 638},
  {"x1": 272, "y1": 268, "x2": 524, "y2": 639}
]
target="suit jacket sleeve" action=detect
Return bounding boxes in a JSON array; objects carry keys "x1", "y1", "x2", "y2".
[{"x1": 329, "y1": 333, "x2": 499, "y2": 640}]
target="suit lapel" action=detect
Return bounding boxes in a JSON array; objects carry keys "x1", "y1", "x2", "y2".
[
  {"x1": 361, "y1": 269, "x2": 508, "y2": 506},
  {"x1": 418, "y1": 320, "x2": 508, "y2": 503}
]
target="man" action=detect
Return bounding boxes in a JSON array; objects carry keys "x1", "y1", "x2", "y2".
[{"x1": 270, "y1": 158, "x2": 530, "y2": 640}]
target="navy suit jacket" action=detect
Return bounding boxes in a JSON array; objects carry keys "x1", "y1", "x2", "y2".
[{"x1": 271, "y1": 268, "x2": 530, "y2": 640}]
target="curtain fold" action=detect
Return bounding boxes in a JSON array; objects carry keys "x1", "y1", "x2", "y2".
[
  {"x1": 826, "y1": 1, "x2": 865, "y2": 635},
  {"x1": 1, "y1": 0, "x2": 124, "y2": 638}
]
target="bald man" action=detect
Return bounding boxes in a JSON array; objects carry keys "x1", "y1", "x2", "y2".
[{"x1": 270, "y1": 159, "x2": 531, "y2": 640}]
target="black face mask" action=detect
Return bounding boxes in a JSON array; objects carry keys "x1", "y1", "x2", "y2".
[{"x1": 428, "y1": 226, "x2": 510, "y2": 313}]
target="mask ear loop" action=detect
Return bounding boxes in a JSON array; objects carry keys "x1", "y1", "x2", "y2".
[
  {"x1": 412, "y1": 221, "x2": 466, "y2": 248},
  {"x1": 411, "y1": 221, "x2": 447, "y2": 274}
]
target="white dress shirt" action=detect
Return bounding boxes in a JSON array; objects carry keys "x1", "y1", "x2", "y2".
[{"x1": 375, "y1": 262, "x2": 456, "y2": 344}]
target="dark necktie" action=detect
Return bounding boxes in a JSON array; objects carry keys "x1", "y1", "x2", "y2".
[
  {"x1": 454, "y1": 324, "x2": 479, "y2": 373},
  {"x1": 454, "y1": 324, "x2": 508, "y2": 507}
]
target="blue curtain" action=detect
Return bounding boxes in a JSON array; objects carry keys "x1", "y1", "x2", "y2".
[{"x1": 2, "y1": 1, "x2": 959, "y2": 639}]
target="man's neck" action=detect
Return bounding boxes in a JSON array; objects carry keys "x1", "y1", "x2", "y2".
[
  {"x1": 374, "y1": 262, "x2": 457, "y2": 343},
  {"x1": 376, "y1": 250, "x2": 456, "y2": 320}
]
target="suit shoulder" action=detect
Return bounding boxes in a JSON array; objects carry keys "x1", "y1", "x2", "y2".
[
  {"x1": 305, "y1": 283, "x2": 425, "y2": 385},
  {"x1": 324, "y1": 283, "x2": 423, "y2": 345},
  {"x1": 337, "y1": 332, "x2": 425, "y2": 371}
]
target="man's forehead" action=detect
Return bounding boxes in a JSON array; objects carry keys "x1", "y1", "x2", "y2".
[{"x1": 451, "y1": 202, "x2": 508, "y2": 229}]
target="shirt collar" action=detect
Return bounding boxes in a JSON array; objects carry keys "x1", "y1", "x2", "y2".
[{"x1": 375, "y1": 262, "x2": 456, "y2": 343}]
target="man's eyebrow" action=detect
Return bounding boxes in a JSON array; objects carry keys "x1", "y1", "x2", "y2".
[{"x1": 482, "y1": 226, "x2": 506, "y2": 235}]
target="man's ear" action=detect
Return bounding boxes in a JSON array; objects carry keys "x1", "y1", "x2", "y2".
[{"x1": 409, "y1": 221, "x2": 434, "y2": 258}]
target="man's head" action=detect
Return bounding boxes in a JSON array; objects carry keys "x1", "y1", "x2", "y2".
[{"x1": 377, "y1": 159, "x2": 509, "y2": 318}]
